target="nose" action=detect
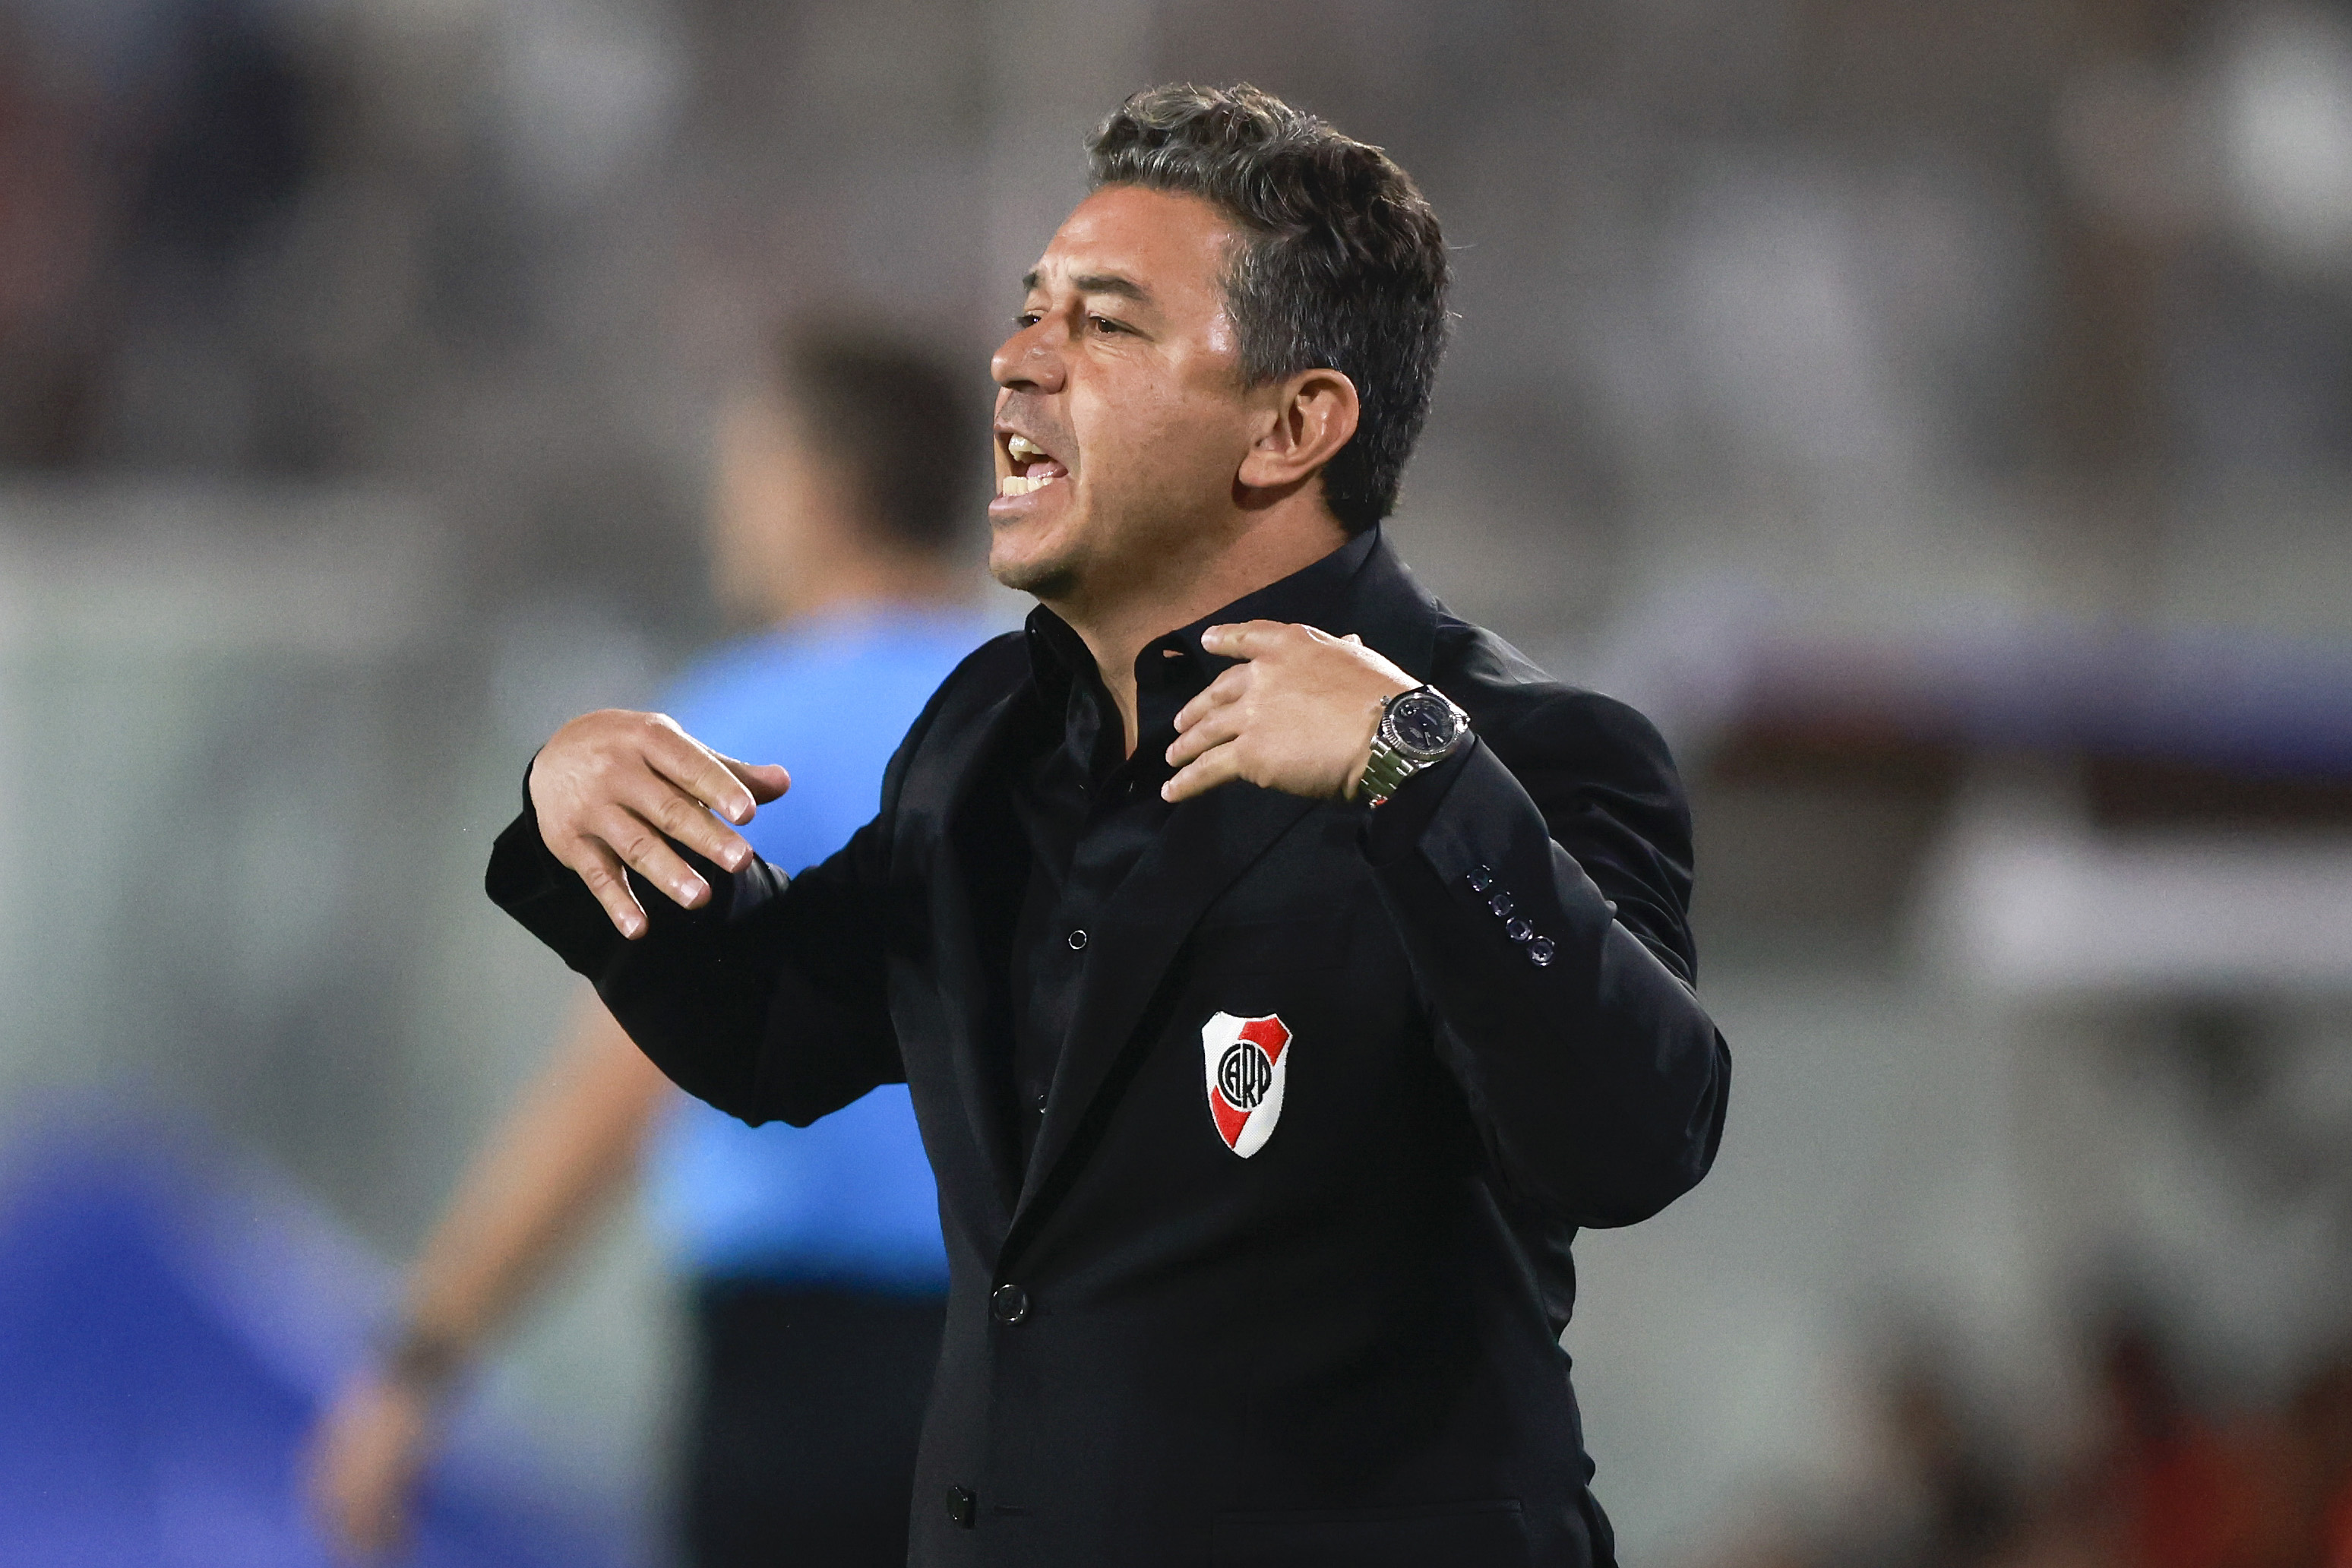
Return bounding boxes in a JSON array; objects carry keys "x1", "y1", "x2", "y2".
[{"x1": 991, "y1": 317, "x2": 1064, "y2": 394}]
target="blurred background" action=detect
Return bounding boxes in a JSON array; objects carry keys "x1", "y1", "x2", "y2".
[{"x1": 2, "y1": 0, "x2": 2350, "y2": 1561}]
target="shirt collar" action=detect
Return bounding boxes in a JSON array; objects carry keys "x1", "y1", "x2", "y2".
[{"x1": 1021, "y1": 524, "x2": 1384, "y2": 701}]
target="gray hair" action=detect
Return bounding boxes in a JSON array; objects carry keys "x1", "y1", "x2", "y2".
[{"x1": 1087, "y1": 84, "x2": 1450, "y2": 533}]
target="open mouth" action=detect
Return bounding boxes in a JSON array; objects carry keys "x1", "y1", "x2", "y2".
[{"x1": 999, "y1": 432, "x2": 1070, "y2": 497}]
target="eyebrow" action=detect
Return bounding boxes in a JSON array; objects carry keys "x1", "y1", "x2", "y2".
[{"x1": 1022, "y1": 270, "x2": 1151, "y2": 304}]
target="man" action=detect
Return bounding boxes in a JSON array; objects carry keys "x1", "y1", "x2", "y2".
[
  {"x1": 489, "y1": 84, "x2": 1730, "y2": 1567},
  {"x1": 311, "y1": 327, "x2": 993, "y2": 1565}
]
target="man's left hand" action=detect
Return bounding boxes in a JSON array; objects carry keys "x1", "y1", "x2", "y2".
[{"x1": 1164, "y1": 621, "x2": 1416, "y2": 804}]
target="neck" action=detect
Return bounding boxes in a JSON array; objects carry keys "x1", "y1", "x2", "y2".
[{"x1": 1050, "y1": 505, "x2": 1351, "y2": 757}]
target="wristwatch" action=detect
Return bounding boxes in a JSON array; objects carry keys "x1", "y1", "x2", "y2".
[{"x1": 1358, "y1": 684, "x2": 1472, "y2": 806}]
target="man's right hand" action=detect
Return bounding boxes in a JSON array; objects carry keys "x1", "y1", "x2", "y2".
[{"x1": 527, "y1": 710, "x2": 790, "y2": 938}]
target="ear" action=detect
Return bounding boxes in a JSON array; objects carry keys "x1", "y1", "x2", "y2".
[{"x1": 1235, "y1": 368, "x2": 1361, "y2": 494}]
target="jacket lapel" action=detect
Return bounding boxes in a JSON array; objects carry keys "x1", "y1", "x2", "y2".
[{"x1": 910, "y1": 680, "x2": 1036, "y2": 1234}]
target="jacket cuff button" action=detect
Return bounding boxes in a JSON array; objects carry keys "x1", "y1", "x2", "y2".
[
  {"x1": 1466, "y1": 865, "x2": 1494, "y2": 893},
  {"x1": 1526, "y1": 936, "x2": 1557, "y2": 967}
]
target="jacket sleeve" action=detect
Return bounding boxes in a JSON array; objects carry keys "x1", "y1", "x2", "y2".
[
  {"x1": 483, "y1": 700, "x2": 943, "y2": 1128},
  {"x1": 1361, "y1": 690, "x2": 1730, "y2": 1228}
]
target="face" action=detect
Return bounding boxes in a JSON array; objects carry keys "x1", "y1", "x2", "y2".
[{"x1": 988, "y1": 185, "x2": 1264, "y2": 604}]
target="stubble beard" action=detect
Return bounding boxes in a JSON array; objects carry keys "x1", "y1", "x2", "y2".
[
  {"x1": 988, "y1": 533, "x2": 1080, "y2": 602},
  {"x1": 989, "y1": 485, "x2": 1210, "y2": 612}
]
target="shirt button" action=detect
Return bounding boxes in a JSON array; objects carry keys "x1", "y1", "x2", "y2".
[
  {"x1": 991, "y1": 1283, "x2": 1031, "y2": 1324},
  {"x1": 946, "y1": 1486, "x2": 977, "y2": 1528},
  {"x1": 1067, "y1": 928, "x2": 1089, "y2": 951}
]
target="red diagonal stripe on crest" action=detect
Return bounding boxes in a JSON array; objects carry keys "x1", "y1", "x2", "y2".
[
  {"x1": 1238, "y1": 1015, "x2": 1289, "y2": 1067},
  {"x1": 1209, "y1": 1087, "x2": 1250, "y2": 1149}
]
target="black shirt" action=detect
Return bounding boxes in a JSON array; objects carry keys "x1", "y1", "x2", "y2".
[{"x1": 1004, "y1": 529, "x2": 1421, "y2": 1163}]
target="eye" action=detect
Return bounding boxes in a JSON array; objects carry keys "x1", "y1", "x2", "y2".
[
  {"x1": 1087, "y1": 313, "x2": 1128, "y2": 336},
  {"x1": 1013, "y1": 311, "x2": 1042, "y2": 328}
]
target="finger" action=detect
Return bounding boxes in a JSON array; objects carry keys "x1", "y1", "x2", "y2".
[
  {"x1": 1342, "y1": 632, "x2": 1364, "y2": 646},
  {"x1": 715, "y1": 753, "x2": 791, "y2": 805},
  {"x1": 641, "y1": 717, "x2": 763, "y2": 824},
  {"x1": 595, "y1": 807, "x2": 716, "y2": 912},
  {"x1": 1172, "y1": 663, "x2": 1250, "y2": 733},
  {"x1": 559, "y1": 835, "x2": 653, "y2": 937},
  {"x1": 1166, "y1": 703, "x2": 1243, "y2": 769},
  {"x1": 625, "y1": 776, "x2": 759, "y2": 872},
  {"x1": 1162, "y1": 738, "x2": 1248, "y2": 803},
  {"x1": 1198, "y1": 620, "x2": 1291, "y2": 661}
]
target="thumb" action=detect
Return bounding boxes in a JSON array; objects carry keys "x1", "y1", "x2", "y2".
[
  {"x1": 716, "y1": 754, "x2": 791, "y2": 804},
  {"x1": 1342, "y1": 633, "x2": 1364, "y2": 646}
]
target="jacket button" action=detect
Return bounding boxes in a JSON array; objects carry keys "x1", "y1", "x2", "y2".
[
  {"x1": 946, "y1": 1485, "x2": 976, "y2": 1528},
  {"x1": 1067, "y1": 928, "x2": 1088, "y2": 950},
  {"x1": 991, "y1": 1283, "x2": 1030, "y2": 1324}
]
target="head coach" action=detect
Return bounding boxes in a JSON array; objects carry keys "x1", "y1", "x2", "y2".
[{"x1": 488, "y1": 83, "x2": 1731, "y2": 1568}]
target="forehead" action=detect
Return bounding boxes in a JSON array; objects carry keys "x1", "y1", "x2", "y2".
[{"x1": 1030, "y1": 185, "x2": 1238, "y2": 308}]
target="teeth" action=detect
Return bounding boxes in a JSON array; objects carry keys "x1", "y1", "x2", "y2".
[
  {"x1": 997, "y1": 473, "x2": 1061, "y2": 497},
  {"x1": 1007, "y1": 435, "x2": 1045, "y2": 462}
]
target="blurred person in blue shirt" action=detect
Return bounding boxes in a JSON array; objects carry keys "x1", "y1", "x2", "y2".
[{"x1": 309, "y1": 324, "x2": 995, "y2": 1566}]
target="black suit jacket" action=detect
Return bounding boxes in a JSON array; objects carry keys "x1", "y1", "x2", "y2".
[{"x1": 488, "y1": 533, "x2": 1730, "y2": 1568}]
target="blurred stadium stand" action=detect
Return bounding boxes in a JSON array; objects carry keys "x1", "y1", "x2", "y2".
[{"x1": 0, "y1": 1110, "x2": 632, "y2": 1565}]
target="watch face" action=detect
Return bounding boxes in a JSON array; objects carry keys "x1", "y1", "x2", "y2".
[{"x1": 1388, "y1": 691, "x2": 1463, "y2": 760}]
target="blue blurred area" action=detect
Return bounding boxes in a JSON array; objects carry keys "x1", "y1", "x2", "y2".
[{"x1": 0, "y1": 1118, "x2": 631, "y2": 1567}]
